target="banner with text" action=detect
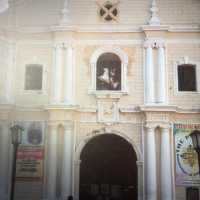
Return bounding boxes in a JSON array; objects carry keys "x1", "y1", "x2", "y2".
[
  {"x1": 174, "y1": 123, "x2": 200, "y2": 186},
  {"x1": 15, "y1": 121, "x2": 45, "y2": 181}
]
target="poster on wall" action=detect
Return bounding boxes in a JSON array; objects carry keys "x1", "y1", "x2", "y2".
[
  {"x1": 174, "y1": 123, "x2": 200, "y2": 186},
  {"x1": 14, "y1": 121, "x2": 46, "y2": 181},
  {"x1": 16, "y1": 146, "x2": 44, "y2": 180}
]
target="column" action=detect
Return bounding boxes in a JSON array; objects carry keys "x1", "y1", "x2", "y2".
[
  {"x1": 46, "y1": 124, "x2": 58, "y2": 200},
  {"x1": 144, "y1": 42, "x2": 155, "y2": 104},
  {"x1": 122, "y1": 62, "x2": 128, "y2": 92},
  {"x1": 137, "y1": 161, "x2": 144, "y2": 200},
  {"x1": 6, "y1": 43, "x2": 16, "y2": 103},
  {"x1": 146, "y1": 126, "x2": 157, "y2": 200},
  {"x1": 61, "y1": 123, "x2": 73, "y2": 199},
  {"x1": 157, "y1": 44, "x2": 166, "y2": 104},
  {"x1": 160, "y1": 127, "x2": 172, "y2": 200},
  {"x1": 64, "y1": 45, "x2": 74, "y2": 105},
  {"x1": 52, "y1": 45, "x2": 63, "y2": 104},
  {"x1": 0, "y1": 122, "x2": 10, "y2": 200},
  {"x1": 91, "y1": 62, "x2": 96, "y2": 91},
  {"x1": 74, "y1": 160, "x2": 81, "y2": 200}
]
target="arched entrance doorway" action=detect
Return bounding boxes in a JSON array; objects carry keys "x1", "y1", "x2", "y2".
[{"x1": 79, "y1": 134, "x2": 138, "y2": 200}]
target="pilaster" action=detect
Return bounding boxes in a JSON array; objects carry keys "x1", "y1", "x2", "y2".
[
  {"x1": 144, "y1": 40, "x2": 154, "y2": 104},
  {"x1": 46, "y1": 122, "x2": 58, "y2": 200},
  {"x1": 143, "y1": 38, "x2": 167, "y2": 105},
  {"x1": 0, "y1": 121, "x2": 10, "y2": 200},
  {"x1": 64, "y1": 44, "x2": 75, "y2": 105},
  {"x1": 61, "y1": 122, "x2": 74, "y2": 199},
  {"x1": 5, "y1": 43, "x2": 16, "y2": 104},
  {"x1": 145, "y1": 124, "x2": 157, "y2": 200},
  {"x1": 160, "y1": 125, "x2": 173, "y2": 200},
  {"x1": 52, "y1": 44, "x2": 63, "y2": 104}
]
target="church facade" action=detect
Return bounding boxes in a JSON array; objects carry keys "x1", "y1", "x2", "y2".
[{"x1": 0, "y1": 0, "x2": 200, "y2": 200}]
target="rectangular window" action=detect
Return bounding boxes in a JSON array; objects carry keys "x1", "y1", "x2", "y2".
[
  {"x1": 25, "y1": 64, "x2": 43, "y2": 90},
  {"x1": 178, "y1": 64, "x2": 197, "y2": 91}
]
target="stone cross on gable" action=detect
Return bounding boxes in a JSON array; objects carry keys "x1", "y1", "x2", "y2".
[
  {"x1": 148, "y1": 0, "x2": 160, "y2": 26},
  {"x1": 60, "y1": 0, "x2": 71, "y2": 25}
]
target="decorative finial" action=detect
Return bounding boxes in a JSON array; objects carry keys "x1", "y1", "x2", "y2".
[
  {"x1": 148, "y1": 0, "x2": 160, "y2": 26},
  {"x1": 0, "y1": 0, "x2": 9, "y2": 13},
  {"x1": 60, "y1": 0, "x2": 70, "y2": 25}
]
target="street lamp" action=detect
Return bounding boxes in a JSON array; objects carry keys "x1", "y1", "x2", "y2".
[
  {"x1": 10, "y1": 125, "x2": 23, "y2": 200},
  {"x1": 189, "y1": 130, "x2": 200, "y2": 174}
]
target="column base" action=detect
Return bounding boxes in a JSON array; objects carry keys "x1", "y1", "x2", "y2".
[{"x1": 61, "y1": 194, "x2": 71, "y2": 200}]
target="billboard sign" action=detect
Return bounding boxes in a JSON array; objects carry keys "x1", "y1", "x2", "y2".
[{"x1": 174, "y1": 124, "x2": 200, "y2": 186}]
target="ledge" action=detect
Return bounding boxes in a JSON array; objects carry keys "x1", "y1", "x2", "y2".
[
  {"x1": 139, "y1": 105, "x2": 200, "y2": 113},
  {"x1": 0, "y1": 103, "x2": 15, "y2": 110},
  {"x1": 119, "y1": 106, "x2": 140, "y2": 113},
  {"x1": 77, "y1": 106, "x2": 97, "y2": 113},
  {"x1": 45, "y1": 103, "x2": 79, "y2": 110},
  {"x1": 141, "y1": 25, "x2": 170, "y2": 31},
  {"x1": 2, "y1": 24, "x2": 200, "y2": 34},
  {"x1": 89, "y1": 90, "x2": 128, "y2": 99}
]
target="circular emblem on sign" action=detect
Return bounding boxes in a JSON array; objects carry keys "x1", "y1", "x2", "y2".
[
  {"x1": 28, "y1": 125, "x2": 42, "y2": 145},
  {"x1": 176, "y1": 135, "x2": 198, "y2": 176}
]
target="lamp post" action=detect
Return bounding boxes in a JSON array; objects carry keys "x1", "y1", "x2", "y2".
[
  {"x1": 10, "y1": 125, "x2": 23, "y2": 200},
  {"x1": 189, "y1": 130, "x2": 200, "y2": 175}
]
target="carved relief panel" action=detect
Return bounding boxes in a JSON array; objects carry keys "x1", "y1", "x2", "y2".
[{"x1": 97, "y1": 99, "x2": 119, "y2": 123}]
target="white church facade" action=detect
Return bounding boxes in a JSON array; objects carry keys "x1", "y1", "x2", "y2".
[{"x1": 0, "y1": 0, "x2": 200, "y2": 200}]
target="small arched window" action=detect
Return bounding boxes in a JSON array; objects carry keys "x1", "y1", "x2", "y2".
[{"x1": 96, "y1": 53, "x2": 121, "y2": 91}]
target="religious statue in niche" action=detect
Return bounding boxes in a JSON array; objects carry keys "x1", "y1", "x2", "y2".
[{"x1": 96, "y1": 52, "x2": 121, "y2": 90}]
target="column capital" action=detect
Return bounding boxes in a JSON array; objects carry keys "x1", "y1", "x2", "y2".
[
  {"x1": 144, "y1": 38, "x2": 165, "y2": 49},
  {"x1": 159, "y1": 123, "x2": 171, "y2": 130},
  {"x1": 145, "y1": 122, "x2": 157, "y2": 130},
  {"x1": 157, "y1": 41, "x2": 166, "y2": 49},
  {"x1": 48, "y1": 121, "x2": 59, "y2": 130},
  {"x1": 145, "y1": 122, "x2": 171, "y2": 130},
  {"x1": 143, "y1": 39, "x2": 153, "y2": 48},
  {"x1": 67, "y1": 43, "x2": 75, "y2": 49},
  {"x1": 63, "y1": 121, "x2": 74, "y2": 131},
  {"x1": 53, "y1": 42, "x2": 67, "y2": 50}
]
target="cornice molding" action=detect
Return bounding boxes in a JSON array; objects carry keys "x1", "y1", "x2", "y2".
[
  {"x1": 45, "y1": 104, "x2": 79, "y2": 111},
  {"x1": 139, "y1": 105, "x2": 200, "y2": 114},
  {"x1": 1, "y1": 24, "x2": 199, "y2": 34},
  {"x1": 0, "y1": 104, "x2": 14, "y2": 111},
  {"x1": 13, "y1": 105, "x2": 45, "y2": 112},
  {"x1": 168, "y1": 25, "x2": 200, "y2": 33},
  {"x1": 0, "y1": 104, "x2": 199, "y2": 114},
  {"x1": 77, "y1": 106, "x2": 97, "y2": 113},
  {"x1": 50, "y1": 24, "x2": 142, "y2": 33}
]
